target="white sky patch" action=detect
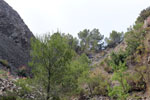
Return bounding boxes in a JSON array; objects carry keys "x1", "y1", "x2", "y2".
[{"x1": 5, "y1": 0, "x2": 150, "y2": 37}]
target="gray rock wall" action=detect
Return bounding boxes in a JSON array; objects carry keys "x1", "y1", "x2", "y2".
[{"x1": 0, "y1": 0, "x2": 34, "y2": 74}]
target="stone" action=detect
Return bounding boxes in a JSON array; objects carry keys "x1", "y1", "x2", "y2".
[
  {"x1": 0, "y1": 0, "x2": 34, "y2": 74},
  {"x1": 144, "y1": 16, "x2": 150, "y2": 28}
]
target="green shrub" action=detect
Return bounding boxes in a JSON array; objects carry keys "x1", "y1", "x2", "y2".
[
  {"x1": 104, "y1": 66, "x2": 113, "y2": 73},
  {"x1": 15, "y1": 78, "x2": 32, "y2": 96},
  {"x1": 134, "y1": 65, "x2": 150, "y2": 93},
  {"x1": 78, "y1": 72, "x2": 110, "y2": 97},
  {"x1": 0, "y1": 59, "x2": 10, "y2": 68},
  {"x1": 17, "y1": 66, "x2": 28, "y2": 77},
  {"x1": 108, "y1": 62, "x2": 130, "y2": 100},
  {"x1": 125, "y1": 23, "x2": 146, "y2": 55},
  {"x1": 103, "y1": 57, "x2": 111, "y2": 66},
  {"x1": 0, "y1": 70, "x2": 6, "y2": 75},
  {"x1": 0, "y1": 70, "x2": 9, "y2": 78},
  {"x1": 110, "y1": 51, "x2": 127, "y2": 70},
  {"x1": 99, "y1": 61, "x2": 104, "y2": 66},
  {"x1": 108, "y1": 86, "x2": 129, "y2": 100},
  {"x1": 136, "y1": 45, "x2": 145, "y2": 55},
  {"x1": 0, "y1": 96, "x2": 16, "y2": 100},
  {"x1": 99, "y1": 59, "x2": 113, "y2": 73},
  {"x1": 93, "y1": 76, "x2": 109, "y2": 96},
  {"x1": 136, "y1": 7, "x2": 150, "y2": 23},
  {"x1": 105, "y1": 30, "x2": 124, "y2": 48},
  {"x1": 127, "y1": 72, "x2": 146, "y2": 92},
  {"x1": 0, "y1": 92, "x2": 19, "y2": 100},
  {"x1": 145, "y1": 27, "x2": 150, "y2": 31}
]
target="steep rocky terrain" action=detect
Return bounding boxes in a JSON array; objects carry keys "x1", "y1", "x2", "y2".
[
  {"x1": 1, "y1": 0, "x2": 150, "y2": 99},
  {"x1": 87, "y1": 15, "x2": 150, "y2": 99},
  {"x1": 0, "y1": 0, "x2": 34, "y2": 74}
]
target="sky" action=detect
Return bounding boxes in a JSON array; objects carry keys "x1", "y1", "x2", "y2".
[{"x1": 4, "y1": 0, "x2": 150, "y2": 37}]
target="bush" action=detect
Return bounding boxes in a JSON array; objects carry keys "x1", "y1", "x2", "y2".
[
  {"x1": 104, "y1": 65, "x2": 113, "y2": 73},
  {"x1": 110, "y1": 51, "x2": 127, "y2": 70},
  {"x1": 78, "y1": 28, "x2": 104, "y2": 53},
  {"x1": 0, "y1": 96, "x2": 16, "y2": 100},
  {"x1": 108, "y1": 86, "x2": 129, "y2": 100},
  {"x1": 0, "y1": 92, "x2": 25, "y2": 100},
  {"x1": 127, "y1": 72, "x2": 146, "y2": 92},
  {"x1": 0, "y1": 59, "x2": 10, "y2": 68},
  {"x1": 136, "y1": 45, "x2": 145, "y2": 55},
  {"x1": 134, "y1": 65, "x2": 150, "y2": 93},
  {"x1": 136, "y1": 7, "x2": 150, "y2": 23},
  {"x1": 99, "y1": 58, "x2": 113, "y2": 73},
  {"x1": 108, "y1": 62, "x2": 130, "y2": 100},
  {"x1": 145, "y1": 27, "x2": 150, "y2": 31},
  {"x1": 78, "y1": 71, "x2": 110, "y2": 97},
  {"x1": 92, "y1": 75, "x2": 110, "y2": 96},
  {"x1": 15, "y1": 78, "x2": 32, "y2": 96},
  {"x1": 105, "y1": 30, "x2": 124, "y2": 48},
  {"x1": 17, "y1": 66, "x2": 28, "y2": 77},
  {"x1": 125, "y1": 23, "x2": 145, "y2": 55}
]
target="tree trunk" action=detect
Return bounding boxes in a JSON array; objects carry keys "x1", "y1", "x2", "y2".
[
  {"x1": 89, "y1": 84, "x2": 93, "y2": 97},
  {"x1": 46, "y1": 70, "x2": 51, "y2": 100}
]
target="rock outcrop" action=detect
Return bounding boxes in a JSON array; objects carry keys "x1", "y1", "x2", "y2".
[
  {"x1": 0, "y1": 0, "x2": 34, "y2": 73},
  {"x1": 144, "y1": 16, "x2": 150, "y2": 28}
]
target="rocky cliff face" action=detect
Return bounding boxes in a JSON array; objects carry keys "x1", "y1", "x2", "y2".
[{"x1": 0, "y1": 0, "x2": 34, "y2": 73}]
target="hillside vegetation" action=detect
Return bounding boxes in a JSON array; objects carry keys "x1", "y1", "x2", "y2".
[{"x1": 1, "y1": 6, "x2": 150, "y2": 100}]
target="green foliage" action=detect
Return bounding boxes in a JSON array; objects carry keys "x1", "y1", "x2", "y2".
[
  {"x1": 78, "y1": 28, "x2": 104, "y2": 52},
  {"x1": 110, "y1": 51, "x2": 127, "y2": 70},
  {"x1": 136, "y1": 7, "x2": 150, "y2": 23},
  {"x1": 108, "y1": 62, "x2": 130, "y2": 100},
  {"x1": 89, "y1": 29, "x2": 104, "y2": 51},
  {"x1": 135, "y1": 65, "x2": 150, "y2": 84},
  {"x1": 78, "y1": 29, "x2": 90, "y2": 52},
  {"x1": 62, "y1": 33, "x2": 79, "y2": 52},
  {"x1": 0, "y1": 97, "x2": 17, "y2": 100},
  {"x1": 17, "y1": 66, "x2": 28, "y2": 77},
  {"x1": 144, "y1": 27, "x2": 150, "y2": 31},
  {"x1": 100, "y1": 58, "x2": 113, "y2": 73},
  {"x1": 103, "y1": 65, "x2": 113, "y2": 73},
  {"x1": 0, "y1": 92, "x2": 27, "y2": 100},
  {"x1": 105, "y1": 30, "x2": 124, "y2": 48},
  {"x1": 0, "y1": 59, "x2": 10, "y2": 68},
  {"x1": 15, "y1": 78, "x2": 32, "y2": 96},
  {"x1": 92, "y1": 75, "x2": 110, "y2": 96},
  {"x1": 136, "y1": 45, "x2": 145, "y2": 55},
  {"x1": 0, "y1": 95, "x2": 17, "y2": 100},
  {"x1": 108, "y1": 85, "x2": 129, "y2": 100},
  {"x1": 78, "y1": 71, "x2": 110, "y2": 97},
  {"x1": 62, "y1": 54, "x2": 91, "y2": 96},
  {"x1": 125, "y1": 23, "x2": 146, "y2": 55},
  {"x1": 30, "y1": 32, "x2": 75, "y2": 99},
  {"x1": 0, "y1": 70, "x2": 13, "y2": 79},
  {"x1": 127, "y1": 72, "x2": 146, "y2": 92},
  {"x1": 0, "y1": 70, "x2": 6, "y2": 75}
]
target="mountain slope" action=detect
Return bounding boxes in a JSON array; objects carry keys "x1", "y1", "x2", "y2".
[{"x1": 0, "y1": 0, "x2": 34, "y2": 74}]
